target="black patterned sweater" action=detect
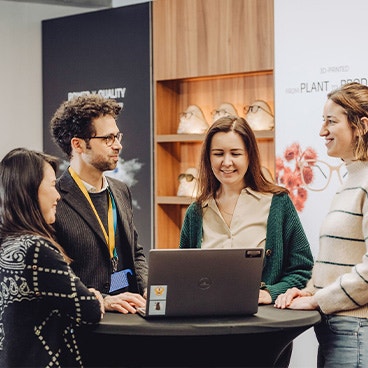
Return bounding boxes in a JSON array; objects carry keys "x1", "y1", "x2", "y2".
[{"x1": 0, "y1": 234, "x2": 102, "y2": 367}]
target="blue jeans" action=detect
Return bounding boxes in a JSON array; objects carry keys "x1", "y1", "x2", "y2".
[{"x1": 315, "y1": 314, "x2": 368, "y2": 368}]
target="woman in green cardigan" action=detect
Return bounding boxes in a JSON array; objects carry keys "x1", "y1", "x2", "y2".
[{"x1": 180, "y1": 116, "x2": 314, "y2": 305}]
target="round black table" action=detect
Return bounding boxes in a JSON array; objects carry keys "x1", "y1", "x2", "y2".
[{"x1": 79, "y1": 305, "x2": 321, "y2": 367}]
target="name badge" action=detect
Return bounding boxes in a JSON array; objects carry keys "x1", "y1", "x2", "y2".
[{"x1": 109, "y1": 268, "x2": 133, "y2": 294}]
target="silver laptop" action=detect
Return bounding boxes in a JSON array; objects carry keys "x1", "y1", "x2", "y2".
[{"x1": 137, "y1": 247, "x2": 264, "y2": 318}]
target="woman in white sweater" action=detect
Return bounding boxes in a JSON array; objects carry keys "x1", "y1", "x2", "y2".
[{"x1": 275, "y1": 82, "x2": 368, "y2": 367}]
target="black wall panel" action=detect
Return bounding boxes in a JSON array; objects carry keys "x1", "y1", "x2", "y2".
[{"x1": 42, "y1": 2, "x2": 152, "y2": 253}]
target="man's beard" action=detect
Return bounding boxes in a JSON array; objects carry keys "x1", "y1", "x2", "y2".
[{"x1": 92, "y1": 158, "x2": 118, "y2": 172}]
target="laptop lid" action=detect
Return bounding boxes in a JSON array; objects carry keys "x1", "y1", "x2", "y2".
[{"x1": 141, "y1": 247, "x2": 264, "y2": 318}]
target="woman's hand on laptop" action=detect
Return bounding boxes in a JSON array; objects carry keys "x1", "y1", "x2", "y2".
[{"x1": 104, "y1": 292, "x2": 146, "y2": 314}]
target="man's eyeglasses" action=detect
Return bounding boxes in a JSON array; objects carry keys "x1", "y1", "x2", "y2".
[
  {"x1": 298, "y1": 159, "x2": 348, "y2": 191},
  {"x1": 244, "y1": 105, "x2": 274, "y2": 117},
  {"x1": 88, "y1": 132, "x2": 123, "y2": 147}
]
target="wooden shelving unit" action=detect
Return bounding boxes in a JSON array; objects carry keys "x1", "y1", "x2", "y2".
[{"x1": 152, "y1": 0, "x2": 275, "y2": 248}]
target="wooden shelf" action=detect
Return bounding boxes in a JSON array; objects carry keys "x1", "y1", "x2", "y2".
[
  {"x1": 157, "y1": 196, "x2": 195, "y2": 205},
  {"x1": 156, "y1": 134, "x2": 206, "y2": 143},
  {"x1": 156, "y1": 130, "x2": 273, "y2": 143},
  {"x1": 155, "y1": 70, "x2": 273, "y2": 83}
]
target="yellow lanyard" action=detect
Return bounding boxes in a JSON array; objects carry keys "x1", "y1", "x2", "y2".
[{"x1": 69, "y1": 167, "x2": 115, "y2": 258}]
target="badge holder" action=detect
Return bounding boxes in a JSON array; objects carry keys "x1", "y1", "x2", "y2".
[{"x1": 109, "y1": 268, "x2": 133, "y2": 294}]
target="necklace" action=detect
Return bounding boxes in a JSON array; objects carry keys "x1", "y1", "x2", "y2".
[
  {"x1": 215, "y1": 200, "x2": 234, "y2": 216},
  {"x1": 219, "y1": 207, "x2": 233, "y2": 216}
]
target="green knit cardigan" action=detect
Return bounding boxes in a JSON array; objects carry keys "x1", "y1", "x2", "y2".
[{"x1": 179, "y1": 193, "x2": 314, "y2": 302}]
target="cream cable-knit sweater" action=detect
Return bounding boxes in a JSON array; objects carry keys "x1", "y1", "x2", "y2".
[{"x1": 305, "y1": 160, "x2": 368, "y2": 317}]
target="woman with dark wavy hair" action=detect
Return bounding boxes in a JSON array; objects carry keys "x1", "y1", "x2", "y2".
[{"x1": 0, "y1": 147, "x2": 104, "y2": 367}]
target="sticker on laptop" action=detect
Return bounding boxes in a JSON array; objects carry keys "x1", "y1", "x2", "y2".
[
  {"x1": 150, "y1": 285, "x2": 167, "y2": 299},
  {"x1": 148, "y1": 285, "x2": 167, "y2": 315},
  {"x1": 148, "y1": 300, "x2": 167, "y2": 315}
]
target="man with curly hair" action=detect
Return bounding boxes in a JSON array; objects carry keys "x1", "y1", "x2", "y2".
[{"x1": 50, "y1": 93, "x2": 147, "y2": 315}]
